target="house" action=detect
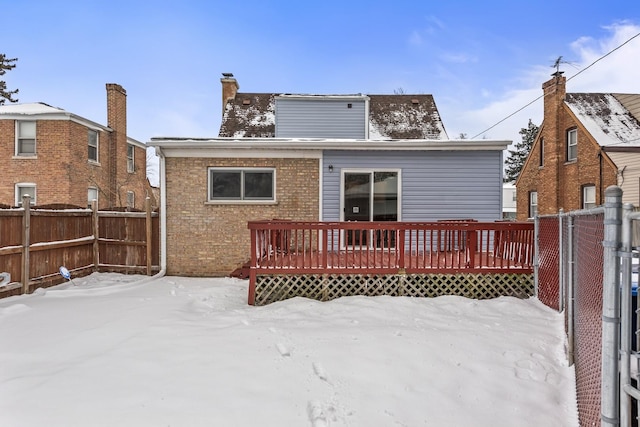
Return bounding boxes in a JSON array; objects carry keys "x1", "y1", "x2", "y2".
[
  {"x1": 502, "y1": 182, "x2": 516, "y2": 220},
  {"x1": 516, "y1": 72, "x2": 640, "y2": 220},
  {"x1": 0, "y1": 84, "x2": 149, "y2": 209},
  {"x1": 148, "y1": 74, "x2": 509, "y2": 277}
]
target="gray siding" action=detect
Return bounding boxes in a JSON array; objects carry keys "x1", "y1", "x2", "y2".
[
  {"x1": 275, "y1": 98, "x2": 366, "y2": 138},
  {"x1": 322, "y1": 150, "x2": 503, "y2": 221}
]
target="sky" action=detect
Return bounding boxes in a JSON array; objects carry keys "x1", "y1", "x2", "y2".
[
  {"x1": 3, "y1": 1, "x2": 640, "y2": 169},
  {"x1": 0, "y1": 272, "x2": 579, "y2": 426}
]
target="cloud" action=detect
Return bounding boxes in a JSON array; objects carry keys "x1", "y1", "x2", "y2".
[{"x1": 444, "y1": 22, "x2": 640, "y2": 147}]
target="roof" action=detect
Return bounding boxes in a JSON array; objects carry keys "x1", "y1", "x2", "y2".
[
  {"x1": 218, "y1": 93, "x2": 448, "y2": 140},
  {"x1": 565, "y1": 93, "x2": 640, "y2": 148},
  {"x1": 0, "y1": 102, "x2": 67, "y2": 115},
  {"x1": 0, "y1": 101, "x2": 112, "y2": 133}
]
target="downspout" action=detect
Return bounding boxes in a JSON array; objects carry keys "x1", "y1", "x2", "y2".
[{"x1": 149, "y1": 146, "x2": 167, "y2": 280}]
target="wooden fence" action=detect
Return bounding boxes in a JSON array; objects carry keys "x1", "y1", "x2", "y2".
[{"x1": 0, "y1": 196, "x2": 159, "y2": 297}]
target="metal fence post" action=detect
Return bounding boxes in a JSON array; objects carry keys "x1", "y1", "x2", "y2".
[
  {"x1": 602, "y1": 185, "x2": 622, "y2": 427},
  {"x1": 620, "y1": 203, "x2": 634, "y2": 427},
  {"x1": 567, "y1": 214, "x2": 575, "y2": 366}
]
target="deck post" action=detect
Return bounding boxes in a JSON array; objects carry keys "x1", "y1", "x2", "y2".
[{"x1": 248, "y1": 225, "x2": 257, "y2": 305}]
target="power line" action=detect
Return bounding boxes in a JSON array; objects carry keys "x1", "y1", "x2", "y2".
[{"x1": 471, "y1": 30, "x2": 640, "y2": 140}]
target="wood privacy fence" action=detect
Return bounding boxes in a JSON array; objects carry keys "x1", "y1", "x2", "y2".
[{"x1": 0, "y1": 196, "x2": 159, "y2": 297}]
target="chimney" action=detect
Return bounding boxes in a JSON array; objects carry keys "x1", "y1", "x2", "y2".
[
  {"x1": 541, "y1": 71, "x2": 566, "y2": 215},
  {"x1": 220, "y1": 73, "x2": 239, "y2": 116},
  {"x1": 106, "y1": 83, "x2": 127, "y2": 207}
]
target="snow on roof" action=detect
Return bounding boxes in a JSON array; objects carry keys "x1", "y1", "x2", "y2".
[
  {"x1": 565, "y1": 93, "x2": 640, "y2": 147},
  {"x1": 219, "y1": 93, "x2": 449, "y2": 140},
  {"x1": 0, "y1": 102, "x2": 67, "y2": 115}
]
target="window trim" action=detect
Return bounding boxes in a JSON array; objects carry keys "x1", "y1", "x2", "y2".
[
  {"x1": 88, "y1": 129, "x2": 99, "y2": 163},
  {"x1": 567, "y1": 128, "x2": 577, "y2": 162},
  {"x1": 582, "y1": 184, "x2": 596, "y2": 209},
  {"x1": 15, "y1": 183, "x2": 37, "y2": 206},
  {"x1": 88, "y1": 187, "x2": 99, "y2": 208},
  {"x1": 528, "y1": 191, "x2": 538, "y2": 219},
  {"x1": 15, "y1": 120, "x2": 37, "y2": 157},
  {"x1": 126, "y1": 191, "x2": 135, "y2": 209},
  {"x1": 127, "y1": 144, "x2": 135, "y2": 173},
  {"x1": 207, "y1": 167, "x2": 277, "y2": 204}
]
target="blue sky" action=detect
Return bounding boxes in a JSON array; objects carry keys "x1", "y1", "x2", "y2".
[{"x1": 4, "y1": 1, "x2": 640, "y2": 150}]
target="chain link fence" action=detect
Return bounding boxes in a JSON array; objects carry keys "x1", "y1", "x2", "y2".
[{"x1": 537, "y1": 209, "x2": 605, "y2": 427}]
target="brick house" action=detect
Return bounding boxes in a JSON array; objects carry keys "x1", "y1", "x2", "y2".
[
  {"x1": 516, "y1": 73, "x2": 640, "y2": 220},
  {"x1": 0, "y1": 84, "x2": 150, "y2": 209},
  {"x1": 148, "y1": 74, "x2": 509, "y2": 276}
]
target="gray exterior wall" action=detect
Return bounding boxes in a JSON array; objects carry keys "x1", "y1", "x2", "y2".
[
  {"x1": 322, "y1": 150, "x2": 503, "y2": 221},
  {"x1": 275, "y1": 98, "x2": 366, "y2": 138}
]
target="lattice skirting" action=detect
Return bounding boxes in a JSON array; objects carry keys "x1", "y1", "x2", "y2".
[{"x1": 253, "y1": 273, "x2": 534, "y2": 306}]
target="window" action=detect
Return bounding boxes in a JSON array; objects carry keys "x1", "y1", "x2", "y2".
[
  {"x1": 567, "y1": 129, "x2": 577, "y2": 161},
  {"x1": 88, "y1": 187, "x2": 98, "y2": 208},
  {"x1": 583, "y1": 185, "x2": 596, "y2": 209},
  {"x1": 529, "y1": 191, "x2": 538, "y2": 218},
  {"x1": 539, "y1": 138, "x2": 544, "y2": 167},
  {"x1": 127, "y1": 144, "x2": 135, "y2": 173},
  {"x1": 16, "y1": 183, "x2": 36, "y2": 206},
  {"x1": 208, "y1": 168, "x2": 275, "y2": 202},
  {"x1": 88, "y1": 129, "x2": 98, "y2": 162},
  {"x1": 16, "y1": 121, "x2": 36, "y2": 156},
  {"x1": 126, "y1": 191, "x2": 135, "y2": 209}
]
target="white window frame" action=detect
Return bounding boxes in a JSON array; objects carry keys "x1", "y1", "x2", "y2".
[
  {"x1": 88, "y1": 187, "x2": 99, "y2": 208},
  {"x1": 567, "y1": 129, "x2": 577, "y2": 162},
  {"x1": 88, "y1": 129, "x2": 99, "y2": 162},
  {"x1": 207, "y1": 167, "x2": 276, "y2": 203},
  {"x1": 16, "y1": 120, "x2": 36, "y2": 156},
  {"x1": 127, "y1": 144, "x2": 135, "y2": 173},
  {"x1": 15, "y1": 183, "x2": 36, "y2": 206},
  {"x1": 126, "y1": 191, "x2": 135, "y2": 209},
  {"x1": 529, "y1": 191, "x2": 538, "y2": 218},
  {"x1": 583, "y1": 185, "x2": 596, "y2": 209}
]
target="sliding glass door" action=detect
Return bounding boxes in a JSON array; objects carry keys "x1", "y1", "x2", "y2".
[{"x1": 343, "y1": 170, "x2": 399, "y2": 247}]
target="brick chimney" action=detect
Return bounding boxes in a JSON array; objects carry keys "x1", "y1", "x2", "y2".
[
  {"x1": 540, "y1": 72, "x2": 566, "y2": 214},
  {"x1": 106, "y1": 83, "x2": 127, "y2": 207},
  {"x1": 220, "y1": 73, "x2": 239, "y2": 116}
]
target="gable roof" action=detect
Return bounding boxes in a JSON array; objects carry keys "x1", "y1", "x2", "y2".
[
  {"x1": 565, "y1": 93, "x2": 640, "y2": 148},
  {"x1": 218, "y1": 93, "x2": 448, "y2": 140}
]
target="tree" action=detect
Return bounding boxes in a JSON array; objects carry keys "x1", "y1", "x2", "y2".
[
  {"x1": 0, "y1": 54, "x2": 19, "y2": 105},
  {"x1": 504, "y1": 119, "x2": 539, "y2": 183}
]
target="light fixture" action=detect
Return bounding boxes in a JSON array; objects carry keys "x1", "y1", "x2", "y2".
[{"x1": 328, "y1": 165, "x2": 334, "y2": 172}]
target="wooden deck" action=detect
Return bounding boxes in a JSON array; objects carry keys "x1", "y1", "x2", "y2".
[{"x1": 247, "y1": 220, "x2": 534, "y2": 305}]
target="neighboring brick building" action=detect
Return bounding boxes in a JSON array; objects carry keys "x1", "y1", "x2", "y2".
[
  {"x1": 149, "y1": 73, "x2": 508, "y2": 276},
  {"x1": 0, "y1": 84, "x2": 149, "y2": 209},
  {"x1": 516, "y1": 73, "x2": 640, "y2": 220}
]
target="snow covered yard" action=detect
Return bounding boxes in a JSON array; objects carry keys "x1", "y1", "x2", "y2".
[{"x1": 0, "y1": 273, "x2": 578, "y2": 426}]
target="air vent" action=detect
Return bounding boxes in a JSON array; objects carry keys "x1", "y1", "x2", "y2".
[
  {"x1": 411, "y1": 99, "x2": 419, "y2": 104},
  {"x1": 347, "y1": 103, "x2": 352, "y2": 109},
  {"x1": 242, "y1": 99, "x2": 251, "y2": 105}
]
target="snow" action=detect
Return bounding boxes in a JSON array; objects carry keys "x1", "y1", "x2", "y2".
[
  {"x1": 566, "y1": 93, "x2": 640, "y2": 147},
  {"x1": 0, "y1": 272, "x2": 579, "y2": 426},
  {"x1": 0, "y1": 102, "x2": 66, "y2": 115}
]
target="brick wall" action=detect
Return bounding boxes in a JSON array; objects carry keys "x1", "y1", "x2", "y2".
[
  {"x1": 165, "y1": 157, "x2": 319, "y2": 276},
  {"x1": 1, "y1": 84, "x2": 148, "y2": 209},
  {"x1": 516, "y1": 75, "x2": 617, "y2": 220}
]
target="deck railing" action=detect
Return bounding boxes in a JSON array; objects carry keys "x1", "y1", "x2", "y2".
[{"x1": 248, "y1": 220, "x2": 534, "y2": 276}]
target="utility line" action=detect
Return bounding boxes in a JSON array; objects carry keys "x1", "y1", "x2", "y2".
[{"x1": 471, "y1": 30, "x2": 640, "y2": 140}]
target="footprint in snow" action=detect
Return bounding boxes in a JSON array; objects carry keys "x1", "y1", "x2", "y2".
[
  {"x1": 276, "y1": 343, "x2": 291, "y2": 357},
  {"x1": 313, "y1": 362, "x2": 328, "y2": 382},
  {"x1": 307, "y1": 401, "x2": 328, "y2": 427}
]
